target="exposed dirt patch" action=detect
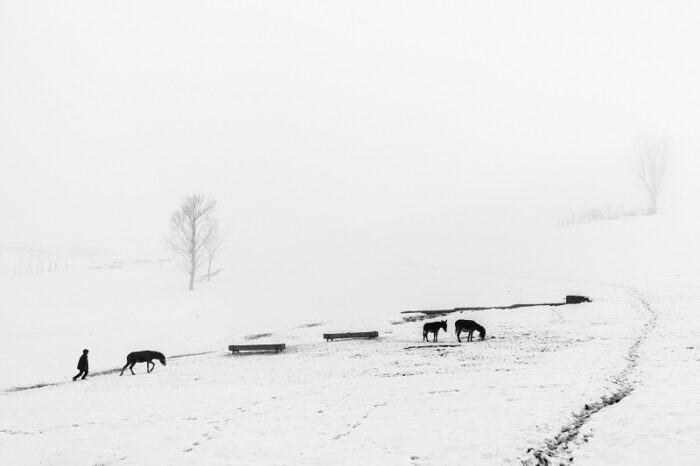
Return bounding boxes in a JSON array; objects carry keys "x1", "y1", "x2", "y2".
[
  {"x1": 404, "y1": 344, "x2": 462, "y2": 350},
  {"x1": 244, "y1": 333, "x2": 273, "y2": 340},
  {"x1": 2, "y1": 351, "x2": 215, "y2": 394},
  {"x1": 298, "y1": 322, "x2": 324, "y2": 328}
]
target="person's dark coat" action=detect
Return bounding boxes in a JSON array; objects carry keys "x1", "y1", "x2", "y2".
[{"x1": 77, "y1": 354, "x2": 89, "y2": 370}]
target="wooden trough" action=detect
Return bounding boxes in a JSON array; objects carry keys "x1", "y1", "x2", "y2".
[
  {"x1": 566, "y1": 295, "x2": 591, "y2": 304},
  {"x1": 323, "y1": 331, "x2": 379, "y2": 342},
  {"x1": 228, "y1": 344, "x2": 286, "y2": 354}
]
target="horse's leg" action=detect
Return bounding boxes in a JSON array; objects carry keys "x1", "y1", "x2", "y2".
[
  {"x1": 120, "y1": 362, "x2": 129, "y2": 376},
  {"x1": 457, "y1": 329, "x2": 462, "y2": 343},
  {"x1": 129, "y1": 362, "x2": 136, "y2": 375},
  {"x1": 423, "y1": 331, "x2": 427, "y2": 342}
]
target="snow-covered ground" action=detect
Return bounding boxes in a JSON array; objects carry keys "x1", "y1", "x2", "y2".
[
  {"x1": 1, "y1": 286, "x2": 641, "y2": 465},
  {"x1": 2, "y1": 213, "x2": 700, "y2": 465},
  {"x1": 575, "y1": 277, "x2": 700, "y2": 466}
]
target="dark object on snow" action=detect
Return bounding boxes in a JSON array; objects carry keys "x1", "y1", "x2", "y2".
[
  {"x1": 404, "y1": 295, "x2": 594, "y2": 318},
  {"x1": 455, "y1": 320, "x2": 486, "y2": 343},
  {"x1": 72, "y1": 349, "x2": 89, "y2": 381},
  {"x1": 228, "y1": 344, "x2": 285, "y2": 354},
  {"x1": 324, "y1": 331, "x2": 379, "y2": 341},
  {"x1": 423, "y1": 320, "x2": 447, "y2": 342},
  {"x1": 120, "y1": 350, "x2": 167, "y2": 376},
  {"x1": 404, "y1": 302, "x2": 565, "y2": 317},
  {"x1": 566, "y1": 295, "x2": 591, "y2": 304}
]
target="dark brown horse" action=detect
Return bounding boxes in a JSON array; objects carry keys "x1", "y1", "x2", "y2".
[
  {"x1": 455, "y1": 320, "x2": 486, "y2": 342},
  {"x1": 423, "y1": 320, "x2": 447, "y2": 342},
  {"x1": 120, "y1": 350, "x2": 167, "y2": 376}
]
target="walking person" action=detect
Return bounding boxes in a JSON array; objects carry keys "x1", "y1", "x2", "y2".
[{"x1": 73, "y1": 349, "x2": 89, "y2": 381}]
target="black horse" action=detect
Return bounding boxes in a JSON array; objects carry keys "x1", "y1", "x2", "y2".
[
  {"x1": 423, "y1": 320, "x2": 447, "y2": 342},
  {"x1": 455, "y1": 320, "x2": 486, "y2": 342},
  {"x1": 120, "y1": 350, "x2": 167, "y2": 376}
]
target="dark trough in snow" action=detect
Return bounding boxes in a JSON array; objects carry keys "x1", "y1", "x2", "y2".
[
  {"x1": 401, "y1": 295, "x2": 592, "y2": 317},
  {"x1": 324, "y1": 331, "x2": 379, "y2": 341},
  {"x1": 228, "y1": 344, "x2": 286, "y2": 354}
]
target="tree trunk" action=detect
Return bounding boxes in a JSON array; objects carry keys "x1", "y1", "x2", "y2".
[
  {"x1": 648, "y1": 194, "x2": 657, "y2": 215},
  {"x1": 189, "y1": 217, "x2": 197, "y2": 290},
  {"x1": 189, "y1": 246, "x2": 196, "y2": 291}
]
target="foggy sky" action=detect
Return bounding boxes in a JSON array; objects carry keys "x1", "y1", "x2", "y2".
[{"x1": 2, "y1": 0, "x2": 700, "y2": 261}]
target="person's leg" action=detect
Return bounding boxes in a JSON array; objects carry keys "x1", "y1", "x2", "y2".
[
  {"x1": 73, "y1": 371, "x2": 81, "y2": 381},
  {"x1": 81, "y1": 369, "x2": 88, "y2": 380}
]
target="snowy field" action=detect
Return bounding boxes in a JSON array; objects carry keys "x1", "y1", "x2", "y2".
[
  {"x1": 2, "y1": 214, "x2": 700, "y2": 465},
  {"x1": 1, "y1": 286, "x2": 642, "y2": 465},
  {"x1": 575, "y1": 277, "x2": 700, "y2": 466},
  {"x1": 5, "y1": 1, "x2": 700, "y2": 463}
]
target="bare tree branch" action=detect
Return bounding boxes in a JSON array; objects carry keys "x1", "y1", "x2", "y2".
[
  {"x1": 205, "y1": 220, "x2": 224, "y2": 282},
  {"x1": 166, "y1": 194, "x2": 218, "y2": 290}
]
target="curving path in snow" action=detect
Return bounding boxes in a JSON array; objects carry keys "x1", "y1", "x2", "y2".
[
  {"x1": 573, "y1": 278, "x2": 700, "y2": 465},
  {"x1": 520, "y1": 287, "x2": 658, "y2": 465}
]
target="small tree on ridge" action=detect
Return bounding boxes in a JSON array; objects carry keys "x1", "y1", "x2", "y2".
[
  {"x1": 167, "y1": 194, "x2": 217, "y2": 290},
  {"x1": 637, "y1": 139, "x2": 668, "y2": 215}
]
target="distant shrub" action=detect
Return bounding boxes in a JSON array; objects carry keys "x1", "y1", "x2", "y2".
[{"x1": 558, "y1": 204, "x2": 646, "y2": 227}]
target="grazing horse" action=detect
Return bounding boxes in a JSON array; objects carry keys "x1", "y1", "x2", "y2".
[
  {"x1": 455, "y1": 319, "x2": 486, "y2": 342},
  {"x1": 423, "y1": 320, "x2": 447, "y2": 342},
  {"x1": 120, "y1": 350, "x2": 167, "y2": 376}
]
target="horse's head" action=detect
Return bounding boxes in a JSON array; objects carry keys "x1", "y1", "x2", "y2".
[
  {"x1": 159, "y1": 356, "x2": 167, "y2": 366},
  {"x1": 441, "y1": 320, "x2": 447, "y2": 331},
  {"x1": 479, "y1": 328, "x2": 486, "y2": 340}
]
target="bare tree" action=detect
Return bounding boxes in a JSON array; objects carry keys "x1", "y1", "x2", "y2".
[
  {"x1": 204, "y1": 220, "x2": 224, "y2": 281},
  {"x1": 167, "y1": 194, "x2": 217, "y2": 290},
  {"x1": 637, "y1": 139, "x2": 668, "y2": 215}
]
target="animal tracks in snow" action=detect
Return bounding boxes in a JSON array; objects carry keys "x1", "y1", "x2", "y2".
[{"x1": 332, "y1": 402, "x2": 388, "y2": 441}]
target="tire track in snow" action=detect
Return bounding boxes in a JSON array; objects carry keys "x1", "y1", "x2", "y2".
[{"x1": 519, "y1": 287, "x2": 657, "y2": 466}]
